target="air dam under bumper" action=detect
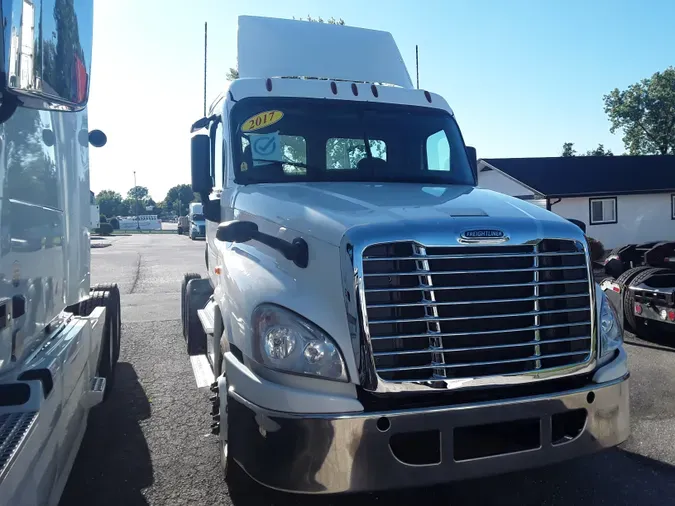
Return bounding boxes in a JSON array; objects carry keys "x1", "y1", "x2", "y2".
[{"x1": 228, "y1": 374, "x2": 629, "y2": 494}]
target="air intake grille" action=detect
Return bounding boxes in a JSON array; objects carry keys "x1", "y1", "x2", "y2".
[{"x1": 362, "y1": 240, "x2": 592, "y2": 384}]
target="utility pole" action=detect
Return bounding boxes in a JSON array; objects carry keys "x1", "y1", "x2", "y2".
[
  {"x1": 133, "y1": 171, "x2": 140, "y2": 231},
  {"x1": 203, "y1": 22, "x2": 207, "y2": 117},
  {"x1": 415, "y1": 45, "x2": 419, "y2": 89}
]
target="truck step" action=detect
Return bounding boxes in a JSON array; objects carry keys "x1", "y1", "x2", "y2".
[
  {"x1": 83, "y1": 376, "x2": 107, "y2": 409},
  {"x1": 92, "y1": 376, "x2": 106, "y2": 393},
  {"x1": 197, "y1": 308, "x2": 214, "y2": 335},
  {"x1": 189, "y1": 355, "x2": 215, "y2": 389},
  {"x1": 0, "y1": 411, "x2": 38, "y2": 475}
]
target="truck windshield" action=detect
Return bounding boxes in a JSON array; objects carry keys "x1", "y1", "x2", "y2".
[
  {"x1": 192, "y1": 214, "x2": 204, "y2": 221},
  {"x1": 230, "y1": 97, "x2": 475, "y2": 186}
]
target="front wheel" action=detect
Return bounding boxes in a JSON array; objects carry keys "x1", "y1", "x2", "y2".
[
  {"x1": 181, "y1": 273, "x2": 201, "y2": 339},
  {"x1": 80, "y1": 290, "x2": 117, "y2": 400}
]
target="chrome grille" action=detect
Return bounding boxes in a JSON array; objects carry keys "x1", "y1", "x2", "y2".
[{"x1": 362, "y1": 240, "x2": 592, "y2": 384}]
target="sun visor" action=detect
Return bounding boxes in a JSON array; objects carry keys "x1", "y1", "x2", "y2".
[{"x1": 237, "y1": 16, "x2": 414, "y2": 89}]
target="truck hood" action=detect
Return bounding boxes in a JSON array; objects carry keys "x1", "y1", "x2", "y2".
[{"x1": 234, "y1": 182, "x2": 582, "y2": 247}]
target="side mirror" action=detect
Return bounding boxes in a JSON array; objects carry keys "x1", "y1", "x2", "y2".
[
  {"x1": 567, "y1": 218, "x2": 586, "y2": 234},
  {"x1": 191, "y1": 134, "x2": 212, "y2": 195},
  {"x1": 190, "y1": 116, "x2": 211, "y2": 133},
  {"x1": 2, "y1": 0, "x2": 93, "y2": 111},
  {"x1": 216, "y1": 221, "x2": 258, "y2": 242},
  {"x1": 466, "y1": 146, "x2": 478, "y2": 182}
]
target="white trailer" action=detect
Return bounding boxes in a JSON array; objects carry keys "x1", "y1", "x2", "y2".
[
  {"x1": 90, "y1": 204, "x2": 101, "y2": 230},
  {"x1": 0, "y1": 2, "x2": 121, "y2": 505}
]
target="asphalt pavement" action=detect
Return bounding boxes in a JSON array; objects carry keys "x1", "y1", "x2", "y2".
[{"x1": 60, "y1": 234, "x2": 675, "y2": 506}]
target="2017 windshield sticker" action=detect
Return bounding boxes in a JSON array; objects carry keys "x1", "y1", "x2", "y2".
[{"x1": 242, "y1": 110, "x2": 284, "y2": 132}]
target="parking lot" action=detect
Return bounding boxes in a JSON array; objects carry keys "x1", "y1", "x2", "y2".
[{"x1": 60, "y1": 234, "x2": 675, "y2": 506}]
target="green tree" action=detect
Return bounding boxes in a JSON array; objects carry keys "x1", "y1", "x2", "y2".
[
  {"x1": 116, "y1": 200, "x2": 131, "y2": 217},
  {"x1": 585, "y1": 144, "x2": 613, "y2": 156},
  {"x1": 163, "y1": 184, "x2": 198, "y2": 216},
  {"x1": 124, "y1": 197, "x2": 148, "y2": 216},
  {"x1": 561, "y1": 142, "x2": 613, "y2": 157},
  {"x1": 127, "y1": 186, "x2": 150, "y2": 200},
  {"x1": 226, "y1": 16, "x2": 345, "y2": 81},
  {"x1": 603, "y1": 67, "x2": 675, "y2": 155},
  {"x1": 95, "y1": 190, "x2": 123, "y2": 217},
  {"x1": 561, "y1": 142, "x2": 577, "y2": 157}
]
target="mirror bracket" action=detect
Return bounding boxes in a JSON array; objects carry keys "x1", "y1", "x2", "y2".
[
  {"x1": 216, "y1": 220, "x2": 308, "y2": 268},
  {"x1": 466, "y1": 146, "x2": 478, "y2": 183},
  {"x1": 0, "y1": 94, "x2": 19, "y2": 124},
  {"x1": 202, "y1": 196, "x2": 221, "y2": 223}
]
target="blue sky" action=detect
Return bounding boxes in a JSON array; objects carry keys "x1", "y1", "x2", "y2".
[{"x1": 88, "y1": 0, "x2": 675, "y2": 201}]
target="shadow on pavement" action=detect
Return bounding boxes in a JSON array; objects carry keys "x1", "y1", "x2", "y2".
[
  {"x1": 626, "y1": 338, "x2": 675, "y2": 353},
  {"x1": 60, "y1": 363, "x2": 153, "y2": 506},
  {"x1": 228, "y1": 448, "x2": 675, "y2": 506}
]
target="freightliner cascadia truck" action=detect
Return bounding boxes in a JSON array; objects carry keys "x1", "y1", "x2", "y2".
[{"x1": 182, "y1": 15, "x2": 629, "y2": 493}]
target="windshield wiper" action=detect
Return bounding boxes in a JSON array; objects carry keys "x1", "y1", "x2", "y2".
[{"x1": 251, "y1": 158, "x2": 310, "y2": 170}]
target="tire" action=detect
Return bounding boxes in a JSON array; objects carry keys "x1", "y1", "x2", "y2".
[
  {"x1": 615, "y1": 266, "x2": 652, "y2": 331},
  {"x1": 92, "y1": 283, "x2": 121, "y2": 364},
  {"x1": 181, "y1": 273, "x2": 201, "y2": 339},
  {"x1": 624, "y1": 267, "x2": 670, "y2": 333},
  {"x1": 185, "y1": 280, "x2": 209, "y2": 355},
  {"x1": 616, "y1": 265, "x2": 652, "y2": 287},
  {"x1": 79, "y1": 290, "x2": 116, "y2": 399}
]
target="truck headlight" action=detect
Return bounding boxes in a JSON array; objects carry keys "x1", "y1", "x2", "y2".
[
  {"x1": 251, "y1": 304, "x2": 348, "y2": 382},
  {"x1": 599, "y1": 291, "x2": 623, "y2": 358}
]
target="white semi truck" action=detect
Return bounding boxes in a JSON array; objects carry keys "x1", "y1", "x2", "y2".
[
  {"x1": 0, "y1": 1, "x2": 121, "y2": 505},
  {"x1": 188, "y1": 202, "x2": 206, "y2": 240},
  {"x1": 183, "y1": 16, "x2": 629, "y2": 493}
]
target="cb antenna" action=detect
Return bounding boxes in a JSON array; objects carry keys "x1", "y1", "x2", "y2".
[
  {"x1": 415, "y1": 45, "x2": 419, "y2": 89},
  {"x1": 203, "y1": 22, "x2": 207, "y2": 117}
]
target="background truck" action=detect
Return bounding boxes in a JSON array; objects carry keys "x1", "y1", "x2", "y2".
[
  {"x1": 0, "y1": 2, "x2": 121, "y2": 505},
  {"x1": 90, "y1": 191, "x2": 101, "y2": 231},
  {"x1": 188, "y1": 202, "x2": 205, "y2": 240},
  {"x1": 177, "y1": 215, "x2": 189, "y2": 235},
  {"x1": 600, "y1": 241, "x2": 675, "y2": 338},
  {"x1": 182, "y1": 15, "x2": 629, "y2": 493}
]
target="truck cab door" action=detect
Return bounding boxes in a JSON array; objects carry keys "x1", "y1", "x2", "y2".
[{"x1": 207, "y1": 117, "x2": 224, "y2": 286}]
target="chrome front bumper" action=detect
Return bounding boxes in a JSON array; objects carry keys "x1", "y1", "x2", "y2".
[{"x1": 228, "y1": 373, "x2": 630, "y2": 494}]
